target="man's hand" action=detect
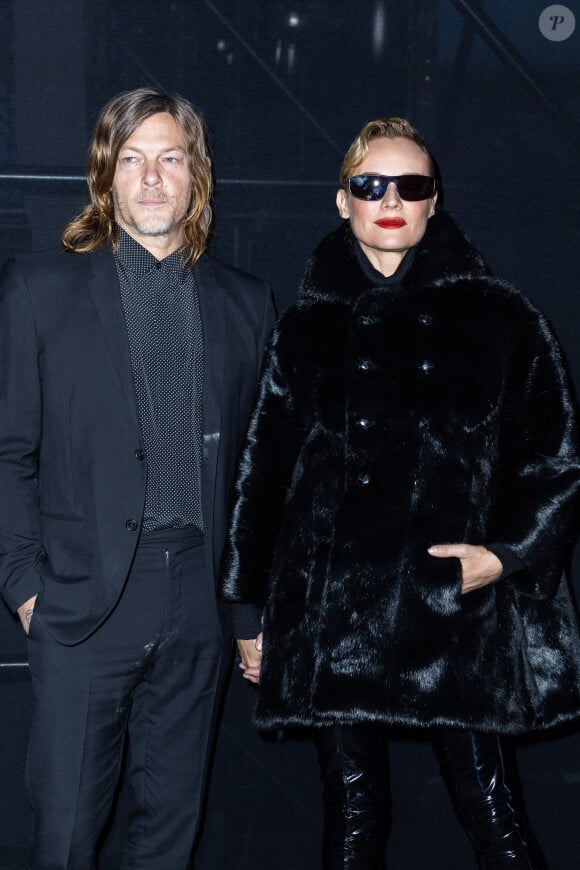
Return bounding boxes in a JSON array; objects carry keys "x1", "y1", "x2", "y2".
[
  {"x1": 236, "y1": 635, "x2": 263, "y2": 684},
  {"x1": 17, "y1": 594, "x2": 38, "y2": 634},
  {"x1": 427, "y1": 544, "x2": 502, "y2": 594}
]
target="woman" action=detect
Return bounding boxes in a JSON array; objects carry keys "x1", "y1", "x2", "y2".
[{"x1": 221, "y1": 118, "x2": 580, "y2": 868}]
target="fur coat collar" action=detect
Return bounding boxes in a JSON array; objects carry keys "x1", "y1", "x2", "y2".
[{"x1": 299, "y1": 210, "x2": 491, "y2": 304}]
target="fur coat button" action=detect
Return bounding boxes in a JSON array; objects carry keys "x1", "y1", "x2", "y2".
[
  {"x1": 356, "y1": 417, "x2": 373, "y2": 430},
  {"x1": 419, "y1": 359, "x2": 434, "y2": 374},
  {"x1": 357, "y1": 358, "x2": 372, "y2": 372},
  {"x1": 357, "y1": 472, "x2": 371, "y2": 487},
  {"x1": 418, "y1": 313, "x2": 432, "y2": 326},
  {"x1": 358, "y1": 314, "x2": 377, "y2": 326}
]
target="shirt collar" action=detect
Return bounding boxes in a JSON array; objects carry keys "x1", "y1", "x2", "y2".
[{"x1": 115, "y1": 226, "x2": 188, "y2": 281}]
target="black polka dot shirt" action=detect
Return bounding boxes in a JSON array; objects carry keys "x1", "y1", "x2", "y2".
[{"x1": 115, "y1": 227, "x2": 204, "y2": 533}]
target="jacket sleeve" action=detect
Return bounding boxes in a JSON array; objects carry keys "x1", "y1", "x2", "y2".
[
  {"x1": 0, "y1": 260, "x2": 48, "y2": 612},
  {"x1": 220, "y1": 321, "x2": 305, "y2": 609},
  {"x1": 491, "y1": 302, "x2": 580, "y2": 599}
]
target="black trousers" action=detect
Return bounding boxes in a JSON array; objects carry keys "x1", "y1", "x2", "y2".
[
  {"x1": 314, "y1": 724, "x2": 548, "y2": 870},
  {"x1": 26, "y1": 529, "x2": 224, "y2": 870}
]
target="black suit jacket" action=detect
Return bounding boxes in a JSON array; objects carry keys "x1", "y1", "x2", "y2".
[{"x1": 0, "y1": 245, "x2": 275, "y2": 645}]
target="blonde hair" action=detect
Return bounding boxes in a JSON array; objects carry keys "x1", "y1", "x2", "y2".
[
  {"x1": 339, "y1": 117, "x2": 434, "y2": 188},
  {"x1": 62, "y1": 88, "x2": 213, "y2": 267}
]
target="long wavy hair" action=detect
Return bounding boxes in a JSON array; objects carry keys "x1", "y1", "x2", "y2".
[{"x1": 62, "y1": 88, "x2": 213, "y2": 266}]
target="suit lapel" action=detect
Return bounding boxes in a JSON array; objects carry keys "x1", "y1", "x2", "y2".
[
  {"x1": 195, "y1": 255, "x2": 226, "y2": 444},
  {"x1": 195, "y1": 255, "x2": 226, "y2": 546},
  {"x1": 87, "y1": 248, "x2": 140, "y2": 430}
]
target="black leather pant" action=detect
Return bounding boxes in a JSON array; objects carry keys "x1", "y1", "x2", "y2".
[{"x1": 313, "y1": 725, "x2": 548, "y2": 870}]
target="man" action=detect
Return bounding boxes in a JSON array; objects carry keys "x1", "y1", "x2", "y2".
[{"x1": 0, "y1": 88, "x2": 274, "y2": 869}]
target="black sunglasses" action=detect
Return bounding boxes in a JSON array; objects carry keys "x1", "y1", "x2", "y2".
[{"x1": 348, "y1": 174, "x2": 436, "y2": 202}]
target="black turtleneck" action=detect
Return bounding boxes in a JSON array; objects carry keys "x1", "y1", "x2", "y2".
[{"x1": 354, "y1": 240, "x2": 417, "y2": 287}]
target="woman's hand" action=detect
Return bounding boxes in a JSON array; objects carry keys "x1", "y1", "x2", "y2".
[
  {"x1": 236, "y1": 635, "x2": 262, "y2": 684},
  {"x1": 427, "y1": 544, "x2": 502, "y2": 594}
]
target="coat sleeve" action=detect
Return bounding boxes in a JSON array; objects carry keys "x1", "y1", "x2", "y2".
[
  {"x1": 0, "y1": 260, "x2": 48, "y2": 612},
  {"x1": 230, "y1": 281, "x2": 277, "y2": 638},
  {"x1": 491, "y1": 301, "x2": 580, "y2": 599},
  {"x1": 220, "y1": 320, "x2": 305, "y2": 608}
]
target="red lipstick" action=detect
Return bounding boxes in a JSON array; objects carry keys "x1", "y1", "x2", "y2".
[{"x1": 375, "y1": 218, "x2": 406, "y2": 228}]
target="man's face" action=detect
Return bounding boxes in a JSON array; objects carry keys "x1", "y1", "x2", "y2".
[{"x1": 111, "y1": 112, "x2": 192, "y2": 254}]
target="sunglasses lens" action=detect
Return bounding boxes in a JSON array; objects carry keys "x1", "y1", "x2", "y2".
[
  {"x1": 396, "y1": 175, "x2": 434, "y2": 201},
  {"x1": 348, "y1": 175, "x2": 435, "y2": 202},
  {"x1": 349, "y1": 176, "x2": 387, "y2": 200}
]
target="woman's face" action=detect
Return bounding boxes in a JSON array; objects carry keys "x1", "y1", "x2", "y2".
[{"x1": 336, "y1": 136, "x2": 437, "y2": 277}]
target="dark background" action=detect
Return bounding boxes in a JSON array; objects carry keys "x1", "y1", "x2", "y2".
[{"x1": 1, "y1": 2, "x2": 580, "y2": 868}]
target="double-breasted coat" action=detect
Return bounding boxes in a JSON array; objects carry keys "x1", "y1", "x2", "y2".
[{"x1": 221, "y1": 210, "x2": 580, "y2": 734}]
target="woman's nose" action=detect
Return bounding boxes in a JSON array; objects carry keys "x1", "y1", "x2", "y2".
[{"x1": 381, "y1": 181, "x2": 401, "y2": 207}]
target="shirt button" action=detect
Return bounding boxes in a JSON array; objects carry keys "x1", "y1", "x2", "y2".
[
  {"x1": 357, "y1": 473, "x2": 371, "y2": 487},
  {"x1": 418, "y1": 313, "x2": 432, "y2": 326},
  {"x1": 135, "y1": 449, "x2": 145, "y2": 461},
  {"x1": 125, "y1": 519, "x2": 139, "y2": 531},
  {"x1": 419, "y1": 360, "x2": 434, "y2": 374}
]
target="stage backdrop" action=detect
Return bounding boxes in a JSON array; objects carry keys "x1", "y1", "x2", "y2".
[{"x1": 1, "y1": 2, "x2": 579, "y2": 868}]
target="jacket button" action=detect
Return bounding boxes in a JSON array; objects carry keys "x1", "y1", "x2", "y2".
[
  {"x1": 418, "y1": 313, "x2": 432, "y2": 326},
  {"x1": 419, "y1": 360, "x2": 434, "y2": 374},
  {"x1": 357, "y1": 473, "x2": 371, "y2": 487},
  {"x1": 135, "y1": 449, "x2": 145, "y2": 461},
  {"x1": 356, "y1": 417, "x2": 372, "y2": 430},
  {"x1": 125, "y1": 519, "x2": 139, "y2": 531}
]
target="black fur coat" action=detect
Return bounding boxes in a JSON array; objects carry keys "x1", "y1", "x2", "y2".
[{"x1": 221, "y1": 211, "x2": 580, "y2": 734}]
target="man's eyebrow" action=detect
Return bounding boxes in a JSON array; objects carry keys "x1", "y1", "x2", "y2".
[{"x1": 118, "y1": 144, "x2": 187, "y2": 153}]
